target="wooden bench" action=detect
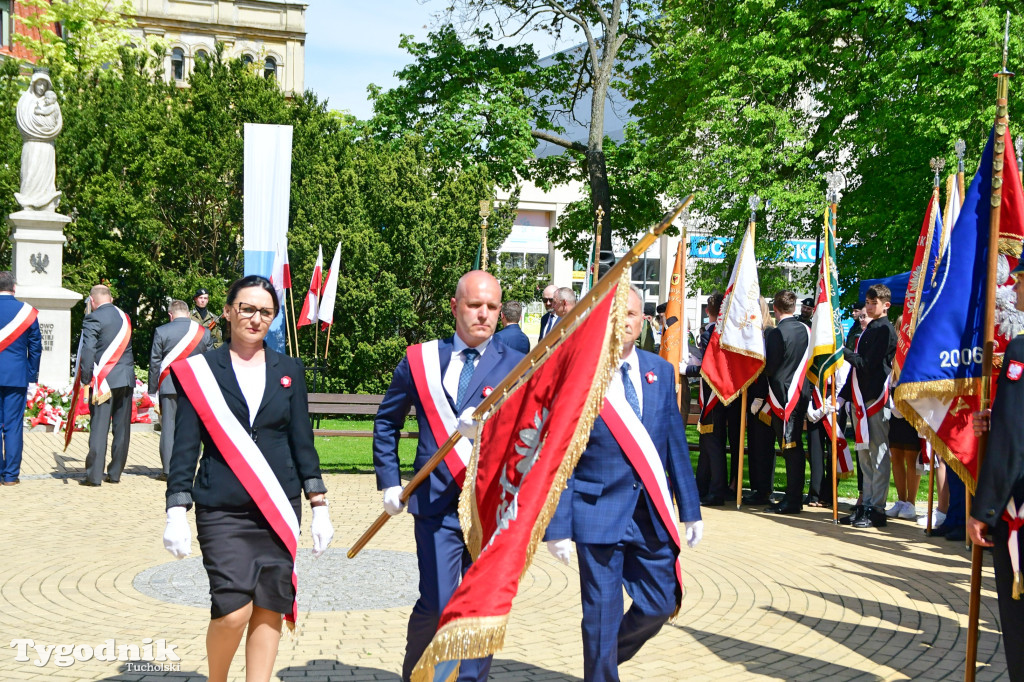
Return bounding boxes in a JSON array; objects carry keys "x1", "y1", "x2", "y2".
[
  {"x1": 308, "y1": 392, "x2": 700, "y2": 440},
  {"x1": 307, "y1": 393, "x2": 418, "y2": 438}
]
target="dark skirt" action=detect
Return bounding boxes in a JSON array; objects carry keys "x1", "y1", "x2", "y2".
[
  {"x1": 889, "y1": 416, "x2": 920, "y2": 451},
  {"x1": 196, "y1": 498, "x2": 301, "y2": 619}
]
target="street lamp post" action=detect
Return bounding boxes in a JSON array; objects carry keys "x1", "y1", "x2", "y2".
[{"x1": 479, "y1": 200, "x2": 491, "y2": 271}]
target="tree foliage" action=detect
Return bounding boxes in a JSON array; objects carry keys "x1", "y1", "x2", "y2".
[
  {"x1": 14, "y1": 0, "x2": 144, "y2": 74},
  {"x1": 0, "y1": 44, "x2": 512, "y2": 391},
  {"x1": 631, "y1": 1, "x2": 1023, "y2": 301}
]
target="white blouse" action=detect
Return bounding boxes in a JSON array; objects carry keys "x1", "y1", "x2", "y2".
[{"x1": 232, "y1": 362, "x2": 266, "y2": 426}]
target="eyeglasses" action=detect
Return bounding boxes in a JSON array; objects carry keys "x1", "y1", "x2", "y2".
[
  {"x1": 235, "y1": 303, "x2": 276, "y2": 322},
  {"x1": 542, "y1": 297, "x2": 554, "y2": 303}
]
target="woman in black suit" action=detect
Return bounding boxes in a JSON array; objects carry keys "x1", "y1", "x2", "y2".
[{"x1": 162, "y1": 275, "x2": 333, "y2": 682}]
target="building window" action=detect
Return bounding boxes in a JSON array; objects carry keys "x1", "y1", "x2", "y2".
[
  {"x1": 171, "y1": 47, "x2": 185, "y2": 81},
  {"x1": 0, "y1": 1, "x2": 10, "y2": 48},
  {"x1": 264, "y1": 56, "x2": 277, "y2": 79},
  {"x1": 242, "y1": 54, "x2": 254, "y2": 66},
  {"x1": 195, "y1": 49, "x2": 209, "y2": 64}
]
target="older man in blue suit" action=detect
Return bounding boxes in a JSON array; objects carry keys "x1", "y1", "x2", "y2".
[
  {"x1": 494, "y1": 300, "x2": 531, "y2": 354},
  {"x1": 545, "y1": 285, "x2": 703, "y2": 682},
  {"x1": 0, "y1": 271, "x2": 42, "y2": 486},
  {"x1": 374, "y1": 270, "x2": 524, "y2": 682}
]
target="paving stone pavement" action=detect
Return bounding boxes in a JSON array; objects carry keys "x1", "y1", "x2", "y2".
[{"x1": 0, "y1": 432, "x2": 1011, "y2": 681}]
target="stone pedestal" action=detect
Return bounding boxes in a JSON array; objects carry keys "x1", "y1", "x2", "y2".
[{"x1": 10, "y1": 209, "x2": 82, "y2": 388}]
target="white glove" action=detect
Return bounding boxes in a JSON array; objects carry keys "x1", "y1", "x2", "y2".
[
  {"x1": 546, "y1": 538, "x2": 573, "y2": 565},
  {"x1": 310, "y1": 504, "x2": 334, "y2": 557},
  {"x1": 163, "y1": 506, "x2": 192, "y2": 558},
  {"x1": 836, "y1": 397, "x2": 847, "y2": 411},
  {"x1": 750, "y1": 397, "x2": 764, "y2": 415},
  {"x1": 891, "y1": 402, "x2": 903, "y2": 420},
  {"x1": 457, "y1": 407, "x2": 479, "y2": 440},
  {"x1": 684, "y1": 520, "x2": 704, "y2": 549},
  {"x1": 149, "y1": 394, "x2": 160, "y2": 414},
  {"x1": 383, "y1": 486, "x2": 405, "y2": 516},
  {"x1": 27, "y1": 382, "x2": 38, "y2": 395},
  {"x1": 807, "y1": 405, "x2": 825, "y2": 423}
]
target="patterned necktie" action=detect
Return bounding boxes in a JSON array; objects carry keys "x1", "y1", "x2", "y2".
[
  {"x1": 621, "y1": 362, "x2": 641, "y2": 419},
  {"x1": 456, "y1": 348, "x2": 479, "y2": 411}
]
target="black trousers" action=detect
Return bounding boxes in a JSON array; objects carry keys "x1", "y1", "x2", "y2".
[
  {"x1": 772, "y1": 401, "x2": 808, "y2": 508},
  {"x1": 806, "y1": 421, "x2": 833, "y2": 502},
  {"x1": 697, "y1": 402, "x2": 731, "y2": 500},
  {"x1": 992, "y1": 520, "x2": 1024, "y2": 681},
  {"x1": 747, "y1": 409, "x2": 776, "y2": 496},
  {"x1": 85, "y1": 386, "x2": 133, "y2": 484}
]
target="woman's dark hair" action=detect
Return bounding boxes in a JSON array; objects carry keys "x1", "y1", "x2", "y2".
[{"x1": 225, "y1": 275, "x2": 279, "y2": 317}]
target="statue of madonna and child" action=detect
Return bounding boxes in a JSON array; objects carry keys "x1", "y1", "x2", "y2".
[{"x1": 15, "y1": 68, "x2": 63, "y2": 213}]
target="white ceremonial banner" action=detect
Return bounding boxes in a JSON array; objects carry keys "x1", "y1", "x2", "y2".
[{"x1": 243, "y1": 123, "x2": 293, "y2": 352}]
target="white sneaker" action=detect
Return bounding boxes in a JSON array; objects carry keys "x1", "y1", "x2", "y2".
[
  {"x1": 916, "y1": 509, "x2": 947, "y2": 527},
  {"x1": 898, "y1": 501, "x2": 918, "y2": 520},
  {"x1": 885, "y1": 503, "x2": 902, "y2": 518}
]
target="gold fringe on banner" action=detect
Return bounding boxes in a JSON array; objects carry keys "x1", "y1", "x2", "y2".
[
  {"x1": 999, "y1": 236, "x2": 1023, "y2": 257},
  {"x1": 418, "y1": 273, "x2": 630, "y2": 682}
]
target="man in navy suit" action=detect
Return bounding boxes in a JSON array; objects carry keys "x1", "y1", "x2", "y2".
[
  {"x1": 538, "y1": 284, "x2": 558, "y2": 341},
  {"x1": 0, "y1": 271, "x2": 42, "y2": 485},
  {"x1": 494, "y1": 300, "x2": 530, "y2": 354},
  {"x1": 545, "y1": 285, "x2": 703, "y2": 682},
  {"x1": 374, "y1": 270, "x2": 525, "y2": 682}
]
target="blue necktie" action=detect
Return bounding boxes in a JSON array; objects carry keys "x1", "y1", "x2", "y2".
[
  {"x1": 622, "y1": 363, "x2": 641, "y2": 419},
  {"x1": 456, "y1": 348, "x2": 479, "y2": 411}
]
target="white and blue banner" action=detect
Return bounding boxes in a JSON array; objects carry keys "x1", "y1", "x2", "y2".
[{"x1": 243, "y1": 123, "x2": 293, "y2": 353}]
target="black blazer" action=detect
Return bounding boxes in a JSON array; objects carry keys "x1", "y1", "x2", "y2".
[
  {"x1": 79, "y1": 302, "x2": 136, "y2": 389},
  {"x1": 166, "y1": 345, "x2": 326, "y2": 510}
]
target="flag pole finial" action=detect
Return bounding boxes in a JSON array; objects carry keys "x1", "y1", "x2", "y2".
[
  {"x1": 825, "y1": 171, "x2": 845, "y2": 204},
  {"x1": 748, "y1": 195, "x2": 759, "y2": 223},
  {"x1": 955, "y1": 139, "x2": 967, "y2": 173},
  {"x1": 1003, "y1": 11, "x2": 1011, "y2": 74},
  {"x1": 929, "y1": 157, "x2": 946, "y2": 189},
  {"x1": 1015, "y1": 135, "x2": 1023, "y2": 170}
]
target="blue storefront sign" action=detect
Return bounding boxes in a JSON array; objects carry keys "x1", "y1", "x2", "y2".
[{"x1": 688, "y1": 236, "x2": 819, "y2": 264}]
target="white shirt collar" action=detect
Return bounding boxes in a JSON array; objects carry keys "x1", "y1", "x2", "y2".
[{"x1": 452, "y1": 334, "x2": 490, "y2": 357}]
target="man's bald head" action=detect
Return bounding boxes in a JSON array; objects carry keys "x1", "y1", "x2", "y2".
[
  {"x1": 89, "y1": 284, "x2": 112, "y2": 305},
  {"x1": 451, "y1": 270, "x2": 503, "y2": 347},
  {"x1": 553, "y1": 287, "x2": 576, "y2": 317},
  {"x1": 455, "y1": 270, "x2": 502, "y2": 301},
  {"x1": 542, "y1": 284, "x2": 558, "y2": 311}
]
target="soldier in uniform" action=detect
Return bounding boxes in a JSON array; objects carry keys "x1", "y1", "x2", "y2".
[
  {"x1": 970, "y1": 260, "x2": 1024, "y2": 681},
  {"x1": 190, "y1": 288, "x2": 224, "y2": 347}
]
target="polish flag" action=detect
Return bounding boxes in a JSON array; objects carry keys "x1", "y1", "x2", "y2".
[
  {"x1": 269, "y1": 237, "x2": 290, "y2": 315},
  {"x1": 297, "y1": 245, "x2": 323, "y2": 327},
  {"x1": 318, "y1": 242, "x2": 341, "y2": 330},
  {"x1": 700, "y1": 219, "x2": 766, "y2": 404}
]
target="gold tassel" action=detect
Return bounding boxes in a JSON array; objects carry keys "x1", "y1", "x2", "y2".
[{"x1": 1013, "y1": 571, "x2": 1023, "y2": 600}]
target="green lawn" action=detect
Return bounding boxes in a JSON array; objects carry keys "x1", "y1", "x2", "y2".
[{"x1": 316, "y1": 420, "x2": 929, "y2": 504}]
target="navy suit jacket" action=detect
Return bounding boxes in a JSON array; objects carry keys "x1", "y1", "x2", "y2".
[
  {"x1": 538, "y1": 312, "x2": 555, "y2": 342},
  {"x1": 374, "y1": 336, "x2": 524, "y2": 517},
  {"x1": 546, "y1": 349, "x2": 701, "y2": 545},
  {"x1": 0, "y1": 294, "x2": 42, "y2": 387},
  {"x1": 494, "y1": 323, "x2": 530, "y2": 354}
]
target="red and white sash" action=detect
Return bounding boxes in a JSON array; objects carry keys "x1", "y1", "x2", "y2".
[
  {"x1": 601, "y1": 393, "x2": 685, "y2": 610},
  {"x1": 0, "y1": 302, "x2": 38, "y2": 354},
  {"x1": 158, "y1": 321, "x2": 206, "y2": 388},
  {"x1": 171, "y1": 355, "x2": 300, "y2": 626},
  {"x1": 768, "y1": 325, "x2": 812, "y2": 422},
  {"x1": 91, "y1": 308, "x2": 132, "y2": 404},
  {"x1": 406, "y1": 340, "x2": 473, "y2": 485},
  {"x1": 1001, "y1": 500, "x2": 1024, "y2": 600},
  {"x1": 811, "y1": 385, "x2": 854, "y2": 475}
]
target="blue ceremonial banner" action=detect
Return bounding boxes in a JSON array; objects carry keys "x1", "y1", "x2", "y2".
[{"x1": 894, "y1": 126, "x2": 1024, "y2": 488}]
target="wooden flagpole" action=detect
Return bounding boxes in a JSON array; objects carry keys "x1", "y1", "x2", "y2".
[
  {"x1": 736, "y1": 388, "x2": 747, "y2": 509},
  {"x1": 347, "y1": 196, "x2": 694, "y2": 558},
  {"x1": 965, "y1": 15, "x2": 1012, "y2": 681},
  {"x1": 825, "y1": 183, "x2": 842, "y2": 524},
  {"x1": 288, "y1": 287, "x2": 300, "y2": 357},
  {"x1": 926, "y1": 449, "x2": 936, "y2": 535},
  {"x1": 324, "y1": 324, "x2": 333, "y2": 359},
  {"x1": 830, "y1": 380, "x2": 839, "y2": 523}
]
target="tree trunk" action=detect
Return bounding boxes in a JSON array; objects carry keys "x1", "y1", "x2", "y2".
[{"x1": 586, "y1": 148, "x2": 614, "y2": 276}]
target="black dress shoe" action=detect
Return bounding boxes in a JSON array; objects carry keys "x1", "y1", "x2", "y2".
[
  {"x1": 854, "y1": 509, "x2": 887, "y2": 528},
  {"x1": 764, "y1": 504, "x2": 801, "y2": 515},
  {"x1": 743, "y1": 492, "x2": 771, "y2": 505},
  {"x1": 929, "y1": 524, "x2": 952, "y2": 537},
  {"x1": 839, "y1": 505, "x2": 864, "y2": 525},
  {"x1": 79, "y1": 479, "x2": 100, "y2": 487},
  {"x1": 944, "y1": 528, "x2": 966, "y2": 542},
  {"x1": 103, "y1": 475, "x2": 120, "y2": 484},
  {"x1": 700, "y1": 495, "x2": 725, "y2": 507}
]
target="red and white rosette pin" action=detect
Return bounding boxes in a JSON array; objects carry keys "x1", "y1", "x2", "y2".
[{"x1": 281, "y1": 376, "x2": 292, "y2": 388}]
